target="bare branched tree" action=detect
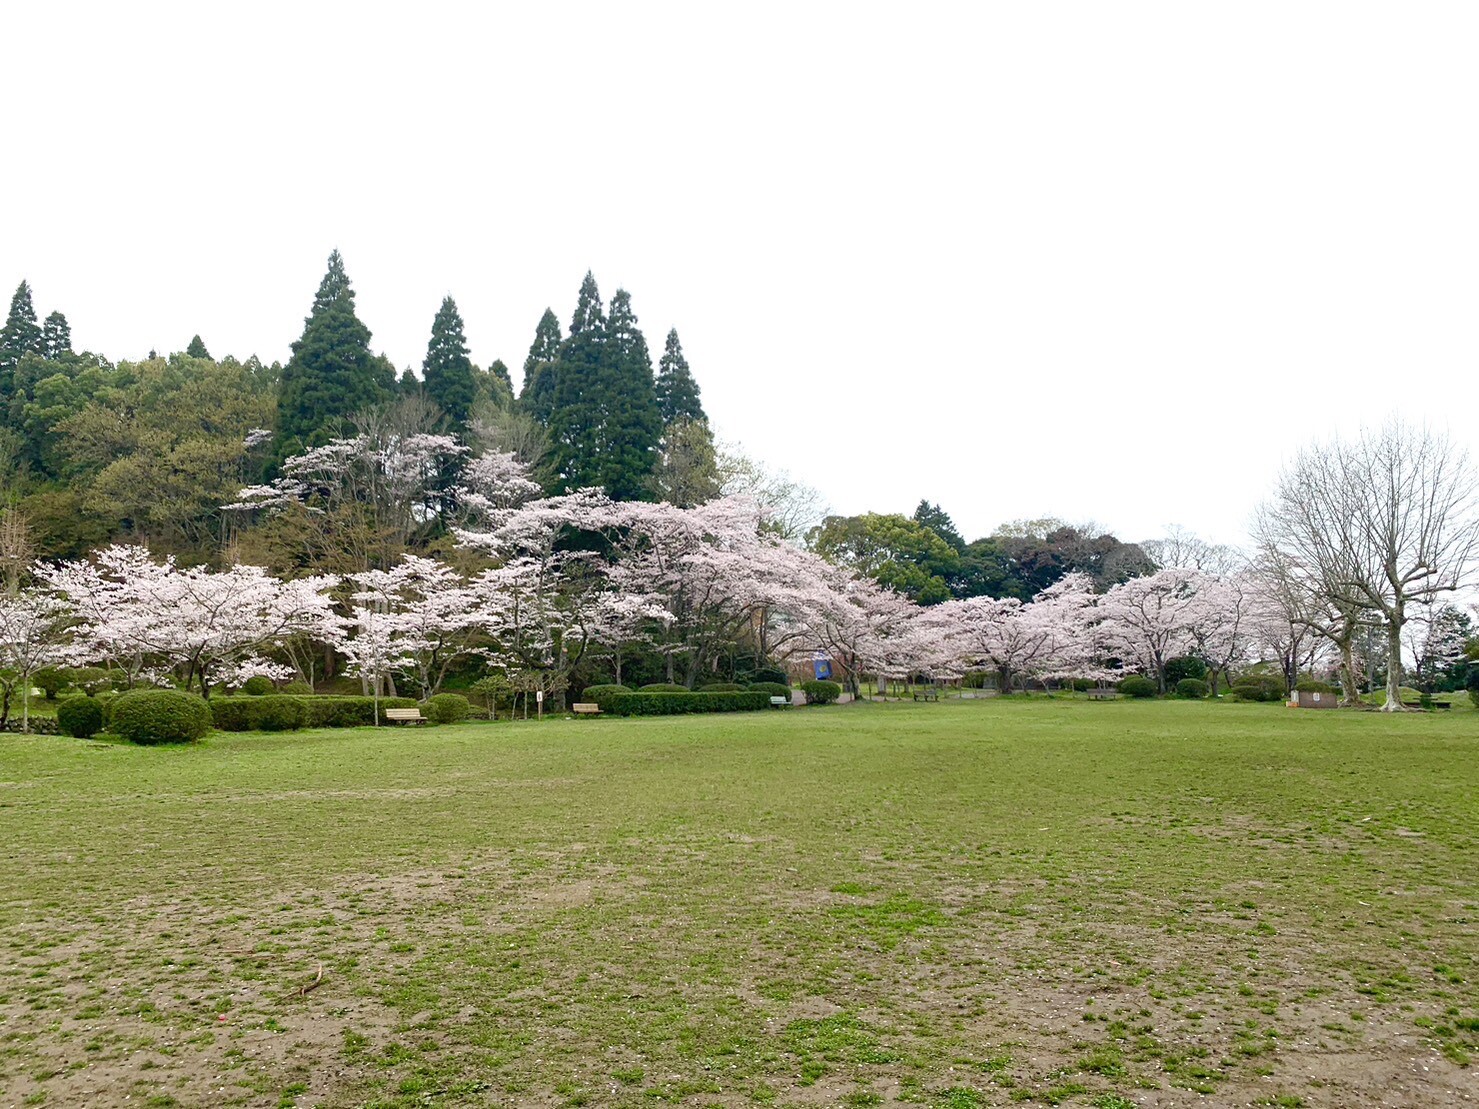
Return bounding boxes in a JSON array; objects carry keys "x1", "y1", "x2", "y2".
[{"x1": 1258, "y1": 420, "x2": 1479, "y2": 711}]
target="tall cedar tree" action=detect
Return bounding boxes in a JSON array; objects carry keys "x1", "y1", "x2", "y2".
[
  {"x1": 549, "y1": 278, "x2": 662, "y2": 500},
  {"x1": 655, "y1": 329, "x2": 705, "y2": 424},
  {"x1": 422, "y1": 296, "x2": 477, "y2": 427},
  {"x1": 274, "y1": 251, "x2": 390, "y2": 461},
  {"x1": 519, "y1": 308, "x2": 563, "y2": 423},
  {"x1": 1, "y1": 282, "x2": 43, "y2": 413},
  {"x1": 42, "y1": 313, "x2": 72, "y2": 360},
  {"x1": 488, "y1": 359, "x2": 513, "y2": 396},
  {"x1": 398, "y1": 366, "x2": 420, "y2": 395},
  {"x1": 185, "y1": 334, "x2": 211, "y2": 359}
]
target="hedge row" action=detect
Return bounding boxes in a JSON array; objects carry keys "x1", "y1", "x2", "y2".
[
  {"x1": 603, "y1": 691, "x2": 773, "y2": 716},
  {"x1": 211, "y1": 695, "x2": 419, "y2": 731}
]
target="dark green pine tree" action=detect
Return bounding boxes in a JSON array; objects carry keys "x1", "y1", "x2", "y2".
[
  {"x1": 185, "y1": 334, "x2": 211, "y2": 359},
  {"x1": 597, "y1": 289, "x2": 662, "y2": 500},
  {"x1": 488, "y1": 359, "x2": 513, "y2": 395},
  {"x1": 41, "y1": 312, "x2": 71, "y2": 360},
  {"x1": 274, "y1": 251, "x2": 388, "y2": 460},
  {"x1": 549, "y1": 278, "x2": 662, "y2": 500},
  {"x1": 655, "y1": 329, "x2": 705, "y2": 424},
  {"x1": 518, "y1": 307, "x2": 563, "y2": 424},
  {"x1": 0, "y1": 282, "x2": 43, "y2": 420},
  {"x1": 398, "y1": 366, "x2": 420, "y2": 394},
  {"x1": 422, "y1": 296, "x2": 478, "y2": 427}
]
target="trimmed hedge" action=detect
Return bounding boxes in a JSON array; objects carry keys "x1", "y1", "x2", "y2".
[
  {"x1": 581, "y1": 684, "x2": 633, "y2": 709},
  {"x1": 210, "y1": 695, "x2": 419, "y2": 731},
  {"x1": 604, "y1": 691, "x2": 772, "y2": 716},
  {"x1": 1175, "y1": 678, "x2": 1209, "y2": 699},
  {"x1": 1117, "y1": 675, "x2": 1158, "y2": 698},
  {"x1": 697, "y1": 682, "x2": 746, "y2": 693},
  {"x1": 111, "y1": 689, "x2": 213, "y2": 745},
  {"x1": 1294, "y1": 679, "x2": 1337, "y2": 694},
  {"x1": 241, "y1": 675, "x2": 273, "y2": 696},
  {"x1": 800, "y1": 679, "x2": 842, "y2": 705},
  {"x1": 422, "y1": 693, "x2": 470, "y2": 724},
  {"x1": 57, "y1": 696, "x2": 105, "y2": 738},
  {"x1": 281, "y1": 680, "x2": 314, "y2": 695},
  {"x1": 746, "y1": 682, "x2": 792, "y2": 700},
  {"x1": 638, "y1": 683, "x2": 690, "y2": 693},
  {"x1": 1232, "y1": 675, "x2": 1286, "y2": 702}
]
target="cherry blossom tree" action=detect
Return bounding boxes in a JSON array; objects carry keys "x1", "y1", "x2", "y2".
[
  {"x1": 41, "y1": 546, "x2": 339, "y2": 698},
  {"x1": 1097, "y1": 568, "x2": 1206, "y2": 693},
  {"x1": 941, "y1": 573, "x2": 1101, "y2": 692},
  {"x1": 0, "y1": 588, "x2": 73, "y2": 732}
]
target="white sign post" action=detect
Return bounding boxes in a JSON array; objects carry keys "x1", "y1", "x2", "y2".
[{"x1": 536, "y1": 689, "x2": 544, "y2": 721}]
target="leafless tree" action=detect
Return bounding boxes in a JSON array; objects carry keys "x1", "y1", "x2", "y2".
[
  {"x1": 1258, "y1": 419, "x2": 1479, "y2": 711},
  {"x1": 1144, "y1": 524, "x2": 1245, "y2": 576}
]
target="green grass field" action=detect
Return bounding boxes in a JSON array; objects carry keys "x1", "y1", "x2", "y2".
[{"x1": 1, "y1": 700, "x2": 1475, "y2": 1108}]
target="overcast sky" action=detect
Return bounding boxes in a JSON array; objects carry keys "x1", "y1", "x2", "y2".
[{"x1": 3, "y1": 2, "x2": 1475, "y2": 548}]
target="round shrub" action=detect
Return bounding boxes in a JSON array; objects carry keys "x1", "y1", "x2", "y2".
[
  {"x1": 423, "y1": 692, "x2": 471, "y2": 724},
  {"x1": 1070, "y1": 678, "x2": 1094, "y2": 692},
  {"x1": 1163, "y1": 656, "x2": 1208, "y2": 685},
  {"x1": 749, "y1": 667, "x2": 789, "y2": 686},
  {"x1": 109, "y1": 689, "x2": 213, "y2": 745},
  {"x1": 241, "y1": 675, "x2": 273, "y2": 696},
  {"x1": 254, "y1": 695, "x2": 308, "y2": 731},
  {"x1": 698, "y1": 682, "x2": 745, "y2": 693},
  {"x1": 746, "y1": 682, "x2": 792, "y2": 700},
  {"x1": 582, "y1": 683, "x2": 632, "y2": 702},
  {"x1": 800, "y1": 679, "x2": 842, "y2": 705},
  {"x1": 32, "y1": 667, "x2": 70, "y2": 701},
  {"x1": 639, "y1": 683, "x2": 690, "y2": 693},
  {"x1": 281, "y1": 680, "x2": 313, "y2": 695},
  {"x1": 1117, "y1": 675, "x2": 1158, "y2": 698},
  {"x1": 1175, "y1": 678, "x2": 1209, "y2": 699},
  {"x1": 1231, "y1": 675, "x2": 1286, "y2": 702},
  {"x1": 57, "y1": 695, "x2": 105, "y2": 738}
]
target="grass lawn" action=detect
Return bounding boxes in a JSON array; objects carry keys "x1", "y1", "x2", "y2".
[{"x1": 1, "y1": 700, "x2": 1475, "y2": 1108}]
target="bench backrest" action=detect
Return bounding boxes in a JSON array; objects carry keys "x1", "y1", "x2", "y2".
[{"x1": 384, "y1": 708, "x2": 424, "y2": 719}]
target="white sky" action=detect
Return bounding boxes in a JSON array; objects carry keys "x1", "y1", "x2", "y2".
[{"x1": 2, "y1": 2, "x2": 1476, "y2": 549}]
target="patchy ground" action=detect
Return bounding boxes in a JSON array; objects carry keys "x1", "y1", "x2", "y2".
[{"x1": 1, "y1": 700, "x2": 1475, "y2": 1107}]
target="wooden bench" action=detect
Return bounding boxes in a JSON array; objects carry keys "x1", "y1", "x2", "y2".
[
  {"x1": 384, "y1": 707, "x2": 426, "y2": 724},
  {"x1": 912, "y1": 689, "x2": 939, "y2": 702},
  {"x1": 1431, "y1": 700, "x2": 1452, "y2": 710},
  {"x1": 572, "y1": 703, "x2": 601, "y2": 715},
  {"x1": 1085, "y1": 689, "x2": 1118, "y2": 700},
  {"x1": 769, "y1": 696, "x2": 789, "y2": 707}
]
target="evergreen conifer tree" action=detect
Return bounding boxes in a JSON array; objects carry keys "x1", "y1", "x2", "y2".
[
  {"x1": 0, "y1": 282, "x2": 42, "y2": 418},
  {"x1": 422, "y1": 296, "x2": 477, "y2": 427},
  {"x1": 274, "y1": 251, "x2": 387, "y2": 460},
  {"x1": 655, "y1": 329, "x2": 705, "y2": 424},
  {"x1": 519, "y1": 308, "x2": 563, "y2": 424},
  {"x1": 399, "y1": 366, "x2": 420, "y2": 394},
  {"x1": 488, "y1": 358, "x2": 513, "y2": 395},
  {"x1": 185, "y1": 334, "x2": 211, "y2": 359},
  {"x1": 41, "y1": 312, "x2": 71, "y2": 360}
]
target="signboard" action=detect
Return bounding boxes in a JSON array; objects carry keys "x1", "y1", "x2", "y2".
[
  {"x1": 812, "y1": 654, "x2": 832, "y2": 680},
  {"x1": 535, "y1": 690, "x2": 544, "y2": 703}
]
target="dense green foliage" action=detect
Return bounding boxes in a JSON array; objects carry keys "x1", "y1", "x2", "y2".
[
  {"x1": 638, "y1": 683, "x2": 690, "y2": 693},
  {"x1": 422, "y1": 297, "x2": 478, "y2": 428},
  {"x1": 800, "y1": 679, "x2": 843, "y2": 704},
  {"x1": 1294, "y1": 679, "x2": 1337, "y2": 694},
  {"x1": 422, "y1": 692, "x2": 471, "y2": 724},
  {"x1": 1175, "y1": 677, "x2": 1209, "y2": 699},
  {"x1": 654, "y1": 329, "x2": 704, "y2": 425},
  {"x1": 579, "y1": 684, "x2": 633, "y2": 709},
  {"x1": 56, "y1": 695, "x2": 104, "y2": 738},
  {"x1": 603, "y1": 691, "x2": 772, "y2": 715},
  {"x1": 241, "y1": 675, "x2": 274, "y2": 696},
  {"x1": 109, "y1": 689, "x2": 214, "y2": 745},
  {"x1": 211, "y1": 694, "x2": 420, "y2": 730},
  {"x1": 1231, "y1": 675, "x2": 1287, "y2": 702},
  {"x1": 1164, "y1": 656, "x2": 1208, "y2": 684},
  {"x1": 1117, "y1": 675, "x2": 1158, "y2": 698},
  {"x1": 697, "y1": 682, "x2": 745, "y2": 692},
  {"x1": 746, "y1": 682, "x2": 792, "y2": 700}
]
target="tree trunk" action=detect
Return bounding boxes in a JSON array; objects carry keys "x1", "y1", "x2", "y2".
[
  {"x1": 1382, "y1": 616, "x2": 1408, "y2": 711},
  {"x1": 1338, "y1": 640, "x2": 1361, "y2": 707}
]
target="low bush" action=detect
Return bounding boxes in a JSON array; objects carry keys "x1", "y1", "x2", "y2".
[
  {"x1": 69, "y1": 667, "x2": 114, "y2": 696},
  {"x1": 241, "y1": 675, "x2": 274, "y2": 696},
  {"x1": 212, "y1": 695, "x2": 419, "y2": 731},
  {"x1": 110, "y1": 690, "x2": 213, "y2": 745},
  {"x1": 1117, "y1": 676, "x2": 1158, "y2": 699},
  {"x1": 1231, "y1": 675, "x2": 1286, "y2": 702},
  {"x1": 32, "y1": 667, "x2": 70, "y2": 700},
  {"x1": 57, "y1": 696, "x2": 105, "y2": 738},
  {"x1": 639, "y1": 683, "x2": 690, "y2": 693},
  {"x1": 1070, "y1": 678, "x2": 1095, "y2": 692},
  {"x1": 604, "y1": 691, "x2": 772, "y2": 716},
  {"x1": 581, "y1": 684, "x2": 633, "y2": 709},
  {"x1": 800, "y1": 679, "x2": 843, "y2": 705},
  {"x1": 1294, "y1": 679, "x2": 1337, "y2": 694},
  {"x1": 749, "y1": 667, "x2": 790, "y2": 686},
  {"x1": 746, "y1": 682, "x2": 792, "y2": 700},
  {"x1": 281, "y1": 680, "x2": 314, "y2": 695},
  {"x1": 697, "y1": 682, "x2": 746, "y2": 693},
  {"x1": 1175, "y1": 678, "x2": 1209, "y2": 699},
  {"x1": 422, "y1": 692, "x2": 471, "y2": 724}
]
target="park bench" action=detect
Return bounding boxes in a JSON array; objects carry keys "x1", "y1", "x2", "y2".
[
  {"x1": 384, "y1": 707, "x2": 426, "y2": 724},
  {"x1": 1431, "y1": 700, "x2": 1451, "y2": 710},
  {"x1": 572, "y1": 703, "x2": 601, "y2": 715},
  {"x1": 912, "y1": 689, "x2": 939, "y2": 702},
  {"x1": 1085, "y1": 689, "x2": 1118, "y2": 700},
  {"x1": 769, "y1": 696, "x2": 789, "y2": 707}
]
